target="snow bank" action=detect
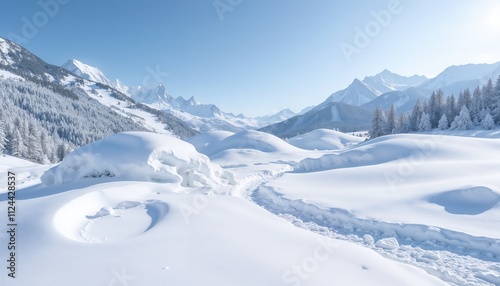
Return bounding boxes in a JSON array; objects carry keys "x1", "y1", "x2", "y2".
[
  {"x1": 185, "y1": 130, "x2": 234, "y2": 153},
  {"x1": 295, "y1": 133, "x2": 498, "y2": 172},
  {"x1": 289, "y1": 128, "x2": 364, "y2": 150},
  {"x1": 41, "y1": 132, "x2": 235, "y2": 187},
  {"x1": 202, "y1": 130, "x2": 302, "y2": 156}
]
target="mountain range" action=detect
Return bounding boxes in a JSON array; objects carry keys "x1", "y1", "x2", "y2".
[
  {"x1": 0, "y1": 36, "x2": 197, "y2": 156},
  {"x1": 261, "y1": 62, "x2": 500, "y2": 138},
  {"x1": 2, "y1": 35, "x2": 500, "y2": 144},
  {"x1": 62, "y1": 59, "x2": 263, "y2": 133}
]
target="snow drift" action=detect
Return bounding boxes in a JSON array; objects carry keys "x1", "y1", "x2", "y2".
[
  {"x1": 201, "y1": 130, "x2": 301, "y2": 156},
  {"x1": 41, "y1": 132, "x2": 235, "y2": 187},
  {"x1": 288, "y1": 128, "x2": 364, "y2": 150}
]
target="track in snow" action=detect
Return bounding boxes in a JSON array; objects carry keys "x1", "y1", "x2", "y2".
[{"x1": 235, "y1": 166, "x2": 500, "y2": 286}]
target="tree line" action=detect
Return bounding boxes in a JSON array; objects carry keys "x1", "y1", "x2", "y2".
[
  {"x1": 0, "y1": 78, "x2": 146, "y2": 163},
  {"x1": 369, "y1": 76, "x2": 500, "y2": 138}
]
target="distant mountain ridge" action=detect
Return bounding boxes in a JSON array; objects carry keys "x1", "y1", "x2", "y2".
[
  {"x1": 0, "y1": 36, "x2": 197, "y2": 163},
  {"x1": 62, "y1": 59, "x2": 262, "y2": 132},
  {"x1": 261, "y1": 62, "x2": 500, "y2": 137}
]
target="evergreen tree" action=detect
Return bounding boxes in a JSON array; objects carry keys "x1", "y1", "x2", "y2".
[
  {"x1": 369, "y1": 107, "x2": 387, "y2": 139},
  {"x1": 450, "y1": 105, "x2": 473, "y2": 130},
  {"x1": 396, "y1": 113, "x2": 410, "y2": 133},
  {"x1": 418, "y1": 112, "x2": 432, "y2": 132},
  {"x1": 482, "y1": 78, "x2": 495, "y2": 109},
  {"x1": 0, "y1": 119, "x2": 6, "y2": 154},
  {"x1": 9, "y1": 129, "x2": 25, "y2": 156},
  {"x1": 445, "y1": 94, "x2": 458, "y2": 121},
  {"x1": 492, "y1": 76, "x2": 500, "y2": 124},
  {"x1": 481, "y1": 112, "x2": 495, "y2": 130},
  {"x1": 458, "y1": 88, "x2": 472, "y2": 111},
  {"x1": 437, "y1": 114, "x2": 449, "y2": 130},
  {"x1": 385, "y1": 104, "x2": 398, "y2": 134},
  {"x1": 470, "y1": 86, "x2": 483, "y2": 123},
  {"x1": 410, "y1": 100, "x2": 422, "y2": 131},
  {"x1": 429, "y1": 90, "x2": 445, "y2": 128}
]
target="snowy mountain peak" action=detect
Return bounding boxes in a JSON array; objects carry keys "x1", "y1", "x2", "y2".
[
  {"x1": 321, "y1": 78, "x2": 377, "y2": 107},
  {"x1": 362, "y1": 70, "x2": 427, "y2": 95},
  {"x1": 186, "y1": 96, "x2": 201, "y2": 106},
  {"x1": 255, "y1": 108, "x2": 297, "y2": 125},
  {"x1": 418, "y1": 62, "x2": 500, "y2": 92},
  {"x1": 62, "y1": 59, "x2": 115, "y2": 88},
  {"x1": 130, "y1": 83, "x2": 173, "y2": 106},
  {"x1": 0, "y1": 37, "x2": 23, "y2": 66}
]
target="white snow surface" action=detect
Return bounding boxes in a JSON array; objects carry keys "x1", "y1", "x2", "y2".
[
  {"x1": 62, "y1": 59, "x2": 116, "y2": 88},
  {"x1": 41, "y1": 132, "x2": 235, "y2": 188},
  {"x1": 288, "y1": 128, "x2": 365, "y2": 150},
  {"x1": 2, "y1": 130, "x2": 500, "y2": 285}
]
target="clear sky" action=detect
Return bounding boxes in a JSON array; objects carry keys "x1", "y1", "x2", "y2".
[{"x1": 1, "y1": 0, "x2": 500, "y2": 117}]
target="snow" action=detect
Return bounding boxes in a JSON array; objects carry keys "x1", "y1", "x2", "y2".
[
  {"x1": 41, "y1": 132, "x2": 234, "y2": 188},
  {"x1": 62, "y1": 59, "x2": 116, "y2": 88},
  {"x1": 0, "y1": 70, "x2": 23, "y2": 81},
  {"x1": 185, "y1": 130, "x2": 234, "y2": 153},
  {"x1": 201, "y1": 130, "x2": 303, "y2": 156},
  {"x1": 288, "y1": 128, "x2": 364, "y2": 150},
  {"x1": 2, "y1": 129, "x2": 499, "y2": 285},
  {"x1": 0, "y1": 37, "x2": 15, "y2": 65}
]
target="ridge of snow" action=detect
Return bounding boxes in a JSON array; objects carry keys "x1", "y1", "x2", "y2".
[
  {"x1": 41, "y1": 132, "x2": 235, "y2": 188},
  {"x1": 62, "y1": 59, "x2": 115, "y2": 88}
]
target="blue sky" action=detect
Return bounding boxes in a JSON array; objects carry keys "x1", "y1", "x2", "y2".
[{"x1": 2, "y1": 0, "x2": 500, "y2": 117}]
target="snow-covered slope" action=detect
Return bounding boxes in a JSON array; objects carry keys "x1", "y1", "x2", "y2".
[
  {"x1": 362, "y1": 69, "x2": 427, "y2": 95},
  {"x1": 419, "y1": 62, "x2": 500, "y2": 94},
  {"x1": 288, "y1": 128, "x2": 365, "y2": 150},
  {"x1": 260, "y1": 102, "x2": 372, "y2": 138},
  {"x1": 59, "y1": 58, "x2": 259, "y2": 133},
  {"x1": 323, "y1": 78, "x2": 378, "y2": 106},
  {"x1": 41, "y1": 132, "x2": 235, "y2": 187},
  {"x1": 0, "y1": 37, "x2": 197, "y2": 145},
  {"x1": 0, "y1": 131, "x2": 450, "y2": 286},
  {"x1": 255, "y1": 108, "x2": 297, "y2": 125},
  {"x1": 129, "y1": 83, "x2": 262, "y2": 132},
  {"x1": 62, "y1": 59, "x2": 115, "y2": 88}
]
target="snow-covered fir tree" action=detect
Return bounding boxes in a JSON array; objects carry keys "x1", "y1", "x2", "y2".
[
  {"x1": 0, "y1": 118, "x2": 6, "y2": 154},
  {"x1": 481, "y1": 112, "x2": 495, "y2": 130},
  {"x1": 385, "y1": 104, "x2": 398, "y2": 134},
  {"x1": 369, "y1": 107, "x2": 387, "y2": 139},
  {"x1": 418, "y1": 112, "x2": 432, "y2": 132},
  {"x1": 437, "y1": 114, "x2": 449, "y2": 130},
  {"x1": 450, "y1": 105, "x2": 473, "y2": 130}
]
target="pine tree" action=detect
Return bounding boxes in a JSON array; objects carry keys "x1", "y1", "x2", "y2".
[
  {"x1": 445, "y1": 94, "x2": 458, "y2": 121},
  {"x1": 470, "y1": 86, "x2": 483, "y2": 123},
  {"x1": 492, "y1": 75, "x2": 500, "y2": 124},
  {"x1": 418, "y1": 112, "x2": 432, "y2": 132},
  {"x1": 396, "y1": 113, "x2": 410, "y2": 133},
  {"x1": 385, "y1": 104, "x2": 398, "y2": 134},
  {"x1": 450, "y1": 105, "x2": 473, "y2": 130},
  {"x1": 429, "y1": 90, "x2": 445, "y2": 128},
  {"x1": 437, "y1": 114, "x2": 449, "y2": 130},
  {"x1": 0, "y1": 119, "x2": 6, "y2": 154},
  {"x1": 9, "y1": 129, "x2": 25, "y2": 156},
  {"x1": 410, "y1": 100, "x2": 422, "y2": 131},
  {"x1": 481, "y1": 112, "x2": 495, "y2": 130},
  {"x1": 458, "y1": 88, "x2": 472, "y2": 111},
  {"x1": 369, "y1": 107, "x2": 387, "y2": 139}
]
